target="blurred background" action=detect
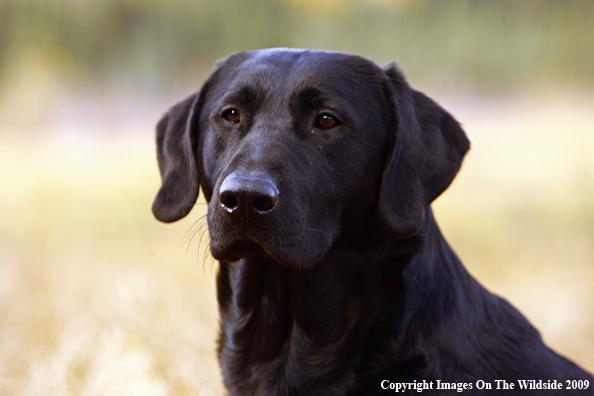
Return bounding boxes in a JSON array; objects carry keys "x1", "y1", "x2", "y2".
[{"x1": 1, "y1": 0, "x2": 593, "y2": 394}]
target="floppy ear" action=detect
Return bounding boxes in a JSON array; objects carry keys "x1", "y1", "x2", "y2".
[
  {"x1": 379, "y1": 63, "x2": 470, "y2": 237},
  {"x1": 152, "y1": 52, "x2": 251, "y2": 223},
  {"x1": 152, "y1": 92, "x2": 203, "y2": 223}
]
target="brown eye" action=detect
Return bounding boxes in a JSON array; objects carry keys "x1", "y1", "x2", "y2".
[
  {"x1": 315, "y1": 113, "x2": 339, "y2": 129},
  {"x1": 223, "y1": 108, "x2": 241, "y2": 123}
]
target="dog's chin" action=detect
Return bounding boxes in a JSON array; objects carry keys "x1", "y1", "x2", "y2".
[{"x1": 209, "y1": 237, "x2": 326, "y2": 269}]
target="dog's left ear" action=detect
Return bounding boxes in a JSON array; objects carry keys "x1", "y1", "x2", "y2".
[{"x1": 379, "y1": 63, "x2": 470, "y2": 237}]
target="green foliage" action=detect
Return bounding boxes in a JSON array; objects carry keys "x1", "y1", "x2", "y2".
[{"x1": 1, "y1": 0, "x2": 593, "y2": 93}]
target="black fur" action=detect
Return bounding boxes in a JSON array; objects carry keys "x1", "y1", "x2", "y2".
[{"x1": 153, "y1": 49, "x2": 593, "y2": 395}]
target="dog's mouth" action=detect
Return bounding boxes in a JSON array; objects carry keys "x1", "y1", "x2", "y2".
[
  {"x1": 207, "y1": 219, "x2": 333, "y2": 268},
  {"x1": 206, "y1": 178, "x2": 340, "y2": 268},
  {"x1": 209, "y1": 234, "x2": 314, "y2": 268},
  {"x1": 210, "y1": 237, "x2": 271, "y2": 263}
]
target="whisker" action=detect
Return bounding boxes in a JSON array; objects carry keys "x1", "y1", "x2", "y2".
[
  {"x1": 200, "y1": 226, "x2": 214, "y2": 275},
  {"x1": 186, "y1": 219, "x2": 207, "y2": 255},
  {"x1": 181, "y1": 215, "x2": 207, "y2": 253},
  {"x1": 301, "y1": 226, "x2": 333, "y2": 237},
  {"x1": 178, "y1": 219, "x2": 200, "y2": 248}
]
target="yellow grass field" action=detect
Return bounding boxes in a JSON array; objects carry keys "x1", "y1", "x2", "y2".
[{"x1": 1, "y1": 95, "x2": 593, "y2": 395}]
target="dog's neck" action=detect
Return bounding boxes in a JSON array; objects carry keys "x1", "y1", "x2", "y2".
[{"x1": 215, "y1": 208, "x2": 471, "y2": 393}]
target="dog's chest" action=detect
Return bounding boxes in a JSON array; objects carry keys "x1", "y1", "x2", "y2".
[
  {"x1": 217, "y1": 260, "x2": 358, "y2": 395},
  {"x1": 219, "y1": 324, "x2": 357, "y2": 396}
]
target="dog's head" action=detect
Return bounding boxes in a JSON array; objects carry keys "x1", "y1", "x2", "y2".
[{"x1": 153, "y1": 49, "x2": 469, "y2": 267}]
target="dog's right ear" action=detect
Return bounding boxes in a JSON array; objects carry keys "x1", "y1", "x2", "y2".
[
  {"x1": 152, "y1": 52, "x2": 251, "y2": 223},
  {"x1": 152, "y1": 92, "x2": 203, "y2": 223}
]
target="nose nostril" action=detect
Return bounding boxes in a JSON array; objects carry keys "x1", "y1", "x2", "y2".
[
  {"x1": 218, "y1": 172, "x2": 279, "y2": 222},
  {"x1": 253, "y1": 196, "x2": 276, "y2": 212},
  {"x1": 220, "y1": 193, "x2": 238, "y2": 210}
]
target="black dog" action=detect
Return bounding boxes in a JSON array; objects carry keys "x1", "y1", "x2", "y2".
[{"x1": 153, "y1": 49, "x2": 593, "y2": 395}]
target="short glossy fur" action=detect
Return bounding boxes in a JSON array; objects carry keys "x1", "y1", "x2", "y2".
[{"x1": 153, "y1": 49, "x2": 593, "y2": 395}]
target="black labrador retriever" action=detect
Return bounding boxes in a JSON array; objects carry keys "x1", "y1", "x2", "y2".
[{"x1": 152, "y1": 49, "x2": 593, "y2": 395}]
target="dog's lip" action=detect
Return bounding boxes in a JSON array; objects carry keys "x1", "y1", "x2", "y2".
[
  {"x1": 210, "y1": 234, "x2": 316, "y2": 268},
  {"x1": 210, "y1": 237, "x2": 270, "y2": 262},
  {"x1": 207, "y1": 206, "x2": 333, "y2": 268}
]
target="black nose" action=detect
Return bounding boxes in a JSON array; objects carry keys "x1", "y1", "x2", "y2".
[{"x1": 218, "y1": 172, "x2": 279, "y2": 225}]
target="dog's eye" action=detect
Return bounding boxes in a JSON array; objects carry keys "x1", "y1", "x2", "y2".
[
  {"x1": 223, "y1": 108, "x2": 241, "y2": 123},
  {"x1": 315, "y1": 113, "x2": 339, "y2": 129}
]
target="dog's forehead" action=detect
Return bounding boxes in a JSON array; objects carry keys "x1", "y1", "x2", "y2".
[
  {"x1": 233, "y1": 49, "x2": 374, "y2": 90},
  {"x1": 222, "y1": 49, "x2": 384, "y2": 98}
]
